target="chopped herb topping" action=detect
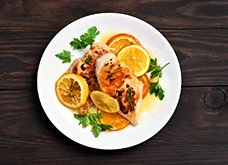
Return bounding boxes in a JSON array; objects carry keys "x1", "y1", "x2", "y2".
[
  {"x1": 126, "y1": 87, "x2": 135, "y2": 111},
  {"x1": 85, "y1": 55, "x2": 92, "y2": 63}
]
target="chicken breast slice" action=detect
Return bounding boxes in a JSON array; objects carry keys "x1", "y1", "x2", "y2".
[
  {"x1": 95, "y1": 53, "x2": 143, "y2": 125},
  {"x1": 68, "y1": 43, "x2": 110, "y2": 91}
]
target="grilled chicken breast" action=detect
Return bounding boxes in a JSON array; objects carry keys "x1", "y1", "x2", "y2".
[
  {"x1": 69, "y1": 43, "x2": 110, "y2": 91},
  {"x1": 68, "y1": 43, "x2": 110, "y2": 114},
  {"x1": 95, "y1": 53, "x2": 143, "y2": 125}
]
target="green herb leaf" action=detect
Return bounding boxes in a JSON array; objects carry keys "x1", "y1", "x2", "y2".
[
  {"x1": 92, "y1": 124, "x2": 102, "y2": 137},
  {"x1": 74, "y1": 114, "x2": 90, "y2": 127},
  {"x1": 148, "y1": 58, "x2": 158, "y2": 72},
  {"x1": 148, "y1": 58, "x2": 169, "y2": 78},
  {"x1": 55, "y1": 50, "x2": 72, "y2": 63},
  {"x1": 151, "y1": 69, "x2": 161, "y2": 78},
  {"x1": 149, "y1": 82, "x2": 165, "y2": 100},
  {"x1": 74, "y1": 112, "x2": 112, "y2": 137},
  {"x1": 148, "y1": 58, "x2": 169, "y2": 100},
  {"x1": 70, "y1": 26, "x2": 100, "y2": 49},
  {"x1": 100, "y1": 124, "x2": 113, "y2": 131},
  {"x1": 80, "y1": 116, "x2": 90, "y2": 127},
  {"x1": 74, "y1": 114, "x2": 82, "y2": 120},
  {"x1": 126, "y1": 87, "x2": 135, "y2": 111}
]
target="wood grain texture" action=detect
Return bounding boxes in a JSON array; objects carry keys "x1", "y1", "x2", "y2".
[
  {"x1": 0, "y1": 88, "x2": 227, "y2": 164},
  {"x1": 163, "y1": 29, "x2": 228, "y2": 86},
  {"x1": 0, "y1": 0, "x2": 228, "y2": 31},
  {"x1": 0, "y1": 29, "x2": 228, "y2": 89}
]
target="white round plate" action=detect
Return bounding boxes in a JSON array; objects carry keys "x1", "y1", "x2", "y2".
[{"x1": 37, "y1": 13, "x2": 181, "y2": 150}]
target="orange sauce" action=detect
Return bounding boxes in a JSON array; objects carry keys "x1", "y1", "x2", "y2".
[{"x1": 138, "y1": 93, "x2": 157, "y2": 117}]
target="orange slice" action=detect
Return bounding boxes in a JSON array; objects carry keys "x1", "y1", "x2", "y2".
[
  {"x1": 100, "y1": 111, "x2": 130, "y2": 131},
  {"x1": 117, "y1": 45, "x2": 150, "y2": 77},
  {"x1": 106, "y1": 33, "x2": 141, "y2": 55},
  {"x1": 55, "y1": 73, "x2": 89, "y2": 109},
  {"x1": 138, "y1": 74, "x2": 150, "y2": 98}
]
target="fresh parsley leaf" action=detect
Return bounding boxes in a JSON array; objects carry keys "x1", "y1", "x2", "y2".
[
  {"x1": 149, "y1": 82, "x2": 165, "y2": 100},
  {"x1": 151, "y1": 69, "x2": 162, "y2": 78},
  {"x1": 100, "y1": 124, "x2": 113, "y2": 131},
  {"x1": 91, "y1": 123, "x2": 112, "y2": 137},
  {"x1": 74, "y1": 114, "x2": 81, "y2": 120},
  {"x1": 70, "y1": 26, "x2": 100, "y2": 49},
  {"x1": 74, "y1": 114, "x2": 89, "y2": 127},
  {"x1": 148, "y1": 58, "x2": 169, "y2": 78},
  {"x1": 70, "y1": 38, "x2": 83, "y2": 49},
  {"x1": 55, "y1": 50, "x2": 72, "y2": 63},
  {"x1": 88, "y1": 113, "x2": 101, "y2": 124},
  {"x1": 148, "y1": 58, "x2": 158, "y2": 72},
  {"x1": 92, "y1": 124, "x2": 102, "y2": 137},
  {"x1": 80, "y1": 116, "x2": 90, "y2": 127},
  {"x1": 74, "y1": 113, "x2": 112, "y2": 137},
  {"x1": 148, "y1": 58, "x2": 169, "y2": 100}
]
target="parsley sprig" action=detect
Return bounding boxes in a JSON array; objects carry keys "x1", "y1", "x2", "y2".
[
  {"x1": 148, "y1": 58, "x2": 170, "y2": 78},
  {"x1": 55, "y1": 26, "x2": 99, "y2": 63},
  {"x1": 74, "y1": 113, "x2": 112, "y2": 137},
  {"x1": 70, "y1": 26, "x2": 100, "y2": 49},
  {"x1": 150, "y1": 82, "x2": 165, "y2": 100},
  {"x1": 148, "y1": 58, "x2": 169, "y2": 100},
  {"x1": 55, "y1": 50, "x2": 72, "y2": 63}
]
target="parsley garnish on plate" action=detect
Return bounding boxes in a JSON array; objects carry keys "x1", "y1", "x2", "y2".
[
  {"x1": 148, "y1": 58, "x2": 169, "y2": 100},
  {"x1": 74, "y1": 113, "x2": 112, "y2": 137},
  {"x1": 70, "y1": 26, "x2": 100, "y2": 49},
  {"x1": 149, "y1": 82, "x2": 165, "y2": 100},
  {"x1": 55, "y1": 26, "x2": 99, "y2": 63},
  {"x1": 148, "y1": 58, "x2": 170, "y2": 77},
  {"x1": 55, "y1": 50, "x2": 72, "y2": 63}
]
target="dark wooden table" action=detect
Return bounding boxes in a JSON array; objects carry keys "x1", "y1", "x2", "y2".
[{"x1": 1, "y1": 0, "x2": 228, "y2": 164}]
